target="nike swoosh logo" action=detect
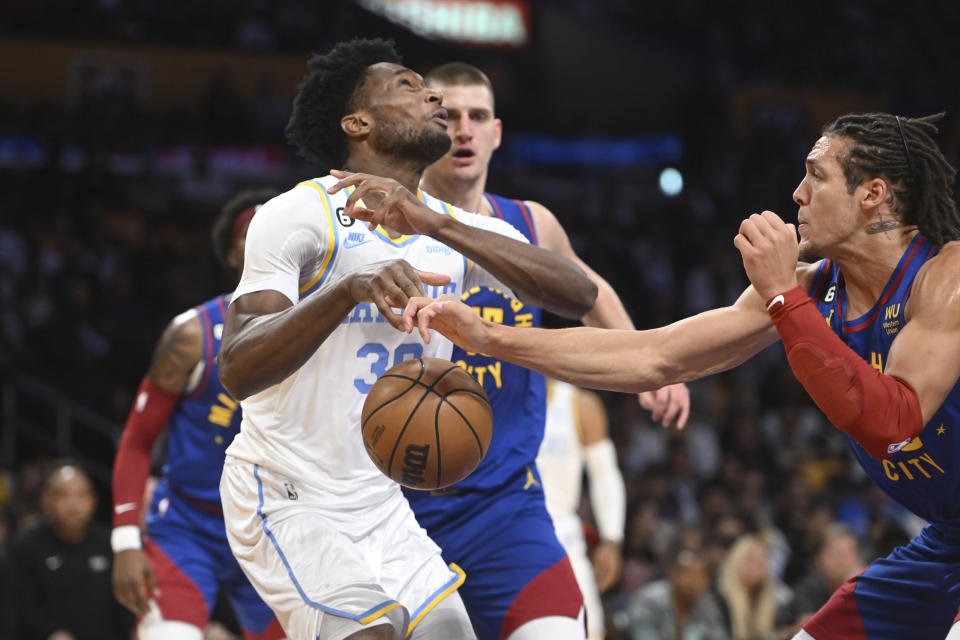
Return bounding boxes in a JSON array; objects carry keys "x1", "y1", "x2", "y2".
[
  {"x1": 343, "y1": 237, "x2": 372, "y2": 249},
  {"x1": 114, "y1": 502, "x2": 137, "y2": 514},
  {"x1": 766, "y1": 294, "x2": 785, "y2": 311}
]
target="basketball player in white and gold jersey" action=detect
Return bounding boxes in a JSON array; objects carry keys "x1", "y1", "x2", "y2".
[
  {"x1": 537, "y1": 379, "x2": 626, "y2": 640},
  {"x1": 216, "y1": 39, "x2": 597, "y2": 640}
]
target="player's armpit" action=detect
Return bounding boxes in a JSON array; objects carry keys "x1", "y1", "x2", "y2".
[{"x1": 769, "y1": 287, "x2": 923, "y2": 459}]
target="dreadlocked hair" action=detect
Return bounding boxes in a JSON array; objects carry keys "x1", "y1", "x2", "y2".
[
  {"x1": 285, "y1": 38, "x2": 402, "y2": 172},
  {"x1": 823, "y1": 112, "x2": 959, "y2": 245}
]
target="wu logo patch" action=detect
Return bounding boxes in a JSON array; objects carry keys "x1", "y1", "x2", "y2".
[
  {"x1": 284, "y1": 482, "x2": 299, "y2": 500},
  {"x1": 343, "y1": 231, "x2": 371, "y2": 249}
]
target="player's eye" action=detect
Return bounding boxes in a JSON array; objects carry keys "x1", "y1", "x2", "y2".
[{"x1": 471, "y1": 112, "x2": 489, "y2": 122}]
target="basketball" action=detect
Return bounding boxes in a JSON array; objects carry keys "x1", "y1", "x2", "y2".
[{"x1": 361, "y1": 357, "x2": 493, "y2": 490}]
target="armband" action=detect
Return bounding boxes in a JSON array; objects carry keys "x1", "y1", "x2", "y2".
[{"x1": 768, "y1": 286, "x2": 923, "y2": 459}]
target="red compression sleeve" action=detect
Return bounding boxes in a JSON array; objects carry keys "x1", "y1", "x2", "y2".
[
  {"x1": 111, "y1": 377, "x2": 179, "y2": 527},
  {"x1": 768, "y1": 286, "x2": 923, "y2": 460}
]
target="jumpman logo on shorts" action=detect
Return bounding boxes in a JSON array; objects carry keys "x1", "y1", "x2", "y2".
[{"x1": 523, "y1": 466, "x2": 540, "y2": 490}]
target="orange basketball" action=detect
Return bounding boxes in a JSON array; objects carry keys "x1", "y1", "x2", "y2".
[{"x1": 361, "y1": 357, "x2": 493, "y2": 490}]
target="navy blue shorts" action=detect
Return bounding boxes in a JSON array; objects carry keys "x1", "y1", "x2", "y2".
[
  {"x1": 804, "y1": 524, "x2": 960, "y2": 639},
  {"x1": 407, "y1": 466, "x2": 583, "y2": 639},
  {"x1": 145, "y1": 484, "x2": 282, "y2": 638}
]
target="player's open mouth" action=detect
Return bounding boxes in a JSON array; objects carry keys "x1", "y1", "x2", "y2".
[
  {"x1": 453, "y1": 149, "x2": 474, "y2": 158},
  {"x1": 430, "y1": 109, "x2": 448, "y2": 126}
]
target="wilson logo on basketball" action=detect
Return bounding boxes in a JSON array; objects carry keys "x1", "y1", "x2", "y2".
[
  {"x1": 401, "y1": 444, "x2": 431, "y2": 486},
  {"x1": 369, "y1": 424, "x2": 387, "y2": 447}
]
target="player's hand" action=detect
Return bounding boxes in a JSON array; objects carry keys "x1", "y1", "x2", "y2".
[
  {"x1": 404, "y1": 295, "x2": 492, "y2": 352},
  {"x1": 328, "y1": 170, "x2": 445, "y2": 237},
  {"x1": 592, "y1": 540, "x2": 623, "y2": 592},
  {"x1": 638, "y1": 383, "x2": 691, "y2": 429},
  {"x1": 345, "y1": 260, "x2": 452, "y2": 331},
  {"x1": 734, "y1": 211, "x2": 799, "y2": 301},
  {"x1": 113, "y1": 548, "x2": 160, "y2": 616}
]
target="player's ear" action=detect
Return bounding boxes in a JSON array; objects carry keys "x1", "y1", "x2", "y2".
[
  {"x1": 492, "y1": 118, "x2": 503, "y2": 152},
  {"x1": 860, "y1": 177, "x2": 888, "y2": 212},
  {"x1": 342, "y1": 111, "x2": 371, "y2": 140}
]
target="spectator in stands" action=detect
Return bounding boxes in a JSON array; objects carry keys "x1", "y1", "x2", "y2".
[
  {"x1": 9, "y1": 460, "x2": 133, "y2": 640},
  {"x1": 790, "y1": 523, "x2": 864, "y2": 625},
  {"x1": 628, "y1": 535, "x2": 729, "y2": 639},
  {"x1": 716, "y1": 534, "x2": 793, "y2": 640}
]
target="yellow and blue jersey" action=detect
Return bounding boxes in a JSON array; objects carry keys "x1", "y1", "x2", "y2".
[
  {"x1": 405, "y1": 194, "x2": 583, "y2": 639},
  {"x1": 810, "y1": 234, "x2": 960, "y2": 529}
]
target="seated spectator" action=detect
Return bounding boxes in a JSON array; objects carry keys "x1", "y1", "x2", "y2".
[
  {"x1": 791, "y1": 522, "x2": 864, "y2": 625},
  {"x1": 9, "y1": 460, "x2": 133, "y2": 640},
  {"x1": 716, "y1": 533, "x2": 793, "y2": 640},
  {"x1": 629, "y1": 537, "x2": 729, "y2": 639}
]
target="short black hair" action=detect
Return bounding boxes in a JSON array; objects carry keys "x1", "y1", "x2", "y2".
[
  {"x1": 43, "y1": 459, "x2": 92, "y2": 491},
  {"x1": 823, "y1": 112, "x2": 959, "y2": 244},
  {"x1": 211, "y1": 188, "x2": 279, "y2": 270},
  {"x1": 424, "y1": 62, "x2": 495, "y2": 112},
  {"x1": 285, "y1": 38, "x2": 402, "y2": 172}
]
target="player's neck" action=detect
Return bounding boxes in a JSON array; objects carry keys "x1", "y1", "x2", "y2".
[
  {"x1": 834, "y1": 227, "x2": 918, "y2": 317},
  {"x1": 343, "y1": 151, "x2": 423, "y2": 195},
  {"x1": 421, "y1": 169, "x2": 491, "y2": 216}
]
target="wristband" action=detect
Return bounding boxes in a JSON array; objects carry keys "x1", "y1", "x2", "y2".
[{"x1": 111, "y1": 525, "x2": 142, "y2": 552}]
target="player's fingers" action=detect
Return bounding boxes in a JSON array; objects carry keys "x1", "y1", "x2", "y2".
[
  {"x1": 676, "y1": 393, "x2": 691, "y2": 429},
  {"x1": 414, "y1": 269, "x2": 452, "y2": 287},
  {"x1": 326, "y1": 171, "x2": 363, "y2": 194},
  {"x1": 733, "y1": 232, "x2": 751, "y2": 254},
  {"x1": 372, "y1": 295, "x2": 406, "y2": 331},
  {"x1": 416, "y1": 304, "x2": 440, "y2": 343},
  {"x1": 144, "y1": 564, "x2": 159, "y2": 597},
  {"x1": 661, "y1": 392, "x2": 683, "y2": 427}
]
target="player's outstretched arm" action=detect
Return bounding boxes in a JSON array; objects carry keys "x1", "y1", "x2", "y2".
[
  {"x1": 112, "y1": 310, "x2": 202, "y2": 616},
  {"x1": 329, "y1": 171, "x2": 597, "y2": 319},
  {"x1": 404, "y1": 286, "x2": 781, "y2": 393},
  {"x1": 528, "y1": 200, "x2": 690, "y2": 427},
  {"x1": 220, "y1": 262, "x2": 451, "y2": 401}
]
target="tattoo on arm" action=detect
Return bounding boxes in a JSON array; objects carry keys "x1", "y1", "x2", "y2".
[{"x1": 147, "y1": 316, "x2": 203, "y2": 392}]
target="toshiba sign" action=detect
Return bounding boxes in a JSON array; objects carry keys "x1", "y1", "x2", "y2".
[{"x1": 356, "y1": 0, "x2": 531, "y2": 48}]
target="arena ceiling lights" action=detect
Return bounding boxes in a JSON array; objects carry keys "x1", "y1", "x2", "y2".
[{"x1": 355, "y1": 0, "x2": 531, "y2": 48}]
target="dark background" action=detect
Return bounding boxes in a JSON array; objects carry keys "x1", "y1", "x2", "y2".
[{"x1": 0, "y1": 0, "x2": 957, "y2": 636}]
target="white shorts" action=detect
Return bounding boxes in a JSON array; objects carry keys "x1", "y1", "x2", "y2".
[
  {"x1": 220, "y1": 459, "x2": 465, "y2": 640},
  {"x1": 555, "y1": 514, "x2": 604, "y2": 638}
]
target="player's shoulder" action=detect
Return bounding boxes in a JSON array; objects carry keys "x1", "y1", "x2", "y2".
[
  {"x1": 903, "y1": 239, "x2": 960, "y2": 321},
  {"x1": 796, "y1": 259, "x2": 828, "y2": 293},
  {"x1": 247, "y1": 179, "x2": 335, "y2": 231}
]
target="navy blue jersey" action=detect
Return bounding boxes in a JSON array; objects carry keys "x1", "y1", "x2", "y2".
[
  {"x1": 809, "y1": 234, "x2": 960, "y2": 528},
  {"x1": 410, "y1": 194, "x2": 544, "y2": 495},
  {"x1": 160, "y1": 294, "x2": 241, "y2": 508}
]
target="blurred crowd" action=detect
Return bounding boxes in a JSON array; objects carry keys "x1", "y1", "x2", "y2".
[{"x1": 1, "y1": 1, "x2": 960, "y2": 639}]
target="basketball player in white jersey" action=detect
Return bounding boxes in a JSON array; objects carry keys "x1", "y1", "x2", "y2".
[
  {"x1": 537, "y1": 378, "x2": 626, "y2": 640},
  {"x1": 216, "y1": 39, "x2": 597, "y2": 640}
]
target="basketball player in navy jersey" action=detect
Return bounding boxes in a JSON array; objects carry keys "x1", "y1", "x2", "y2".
[
  {"x1": 407, "y1": 112, "x2": 960, "y2": 640},
  {"x1": 111, "y1": 189, "x2": 285, "y2": 640},
  {"x1": 410, "y1": 63, "x2": 688, "y2": 640}
]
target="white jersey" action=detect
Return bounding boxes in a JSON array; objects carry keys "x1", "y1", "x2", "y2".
[
  {"x1": 226, "y1": 175, "x2": 524, "y2": 515},
  {"x1": 538, "y1": 379, "x2": 585, "y2": 522}
]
